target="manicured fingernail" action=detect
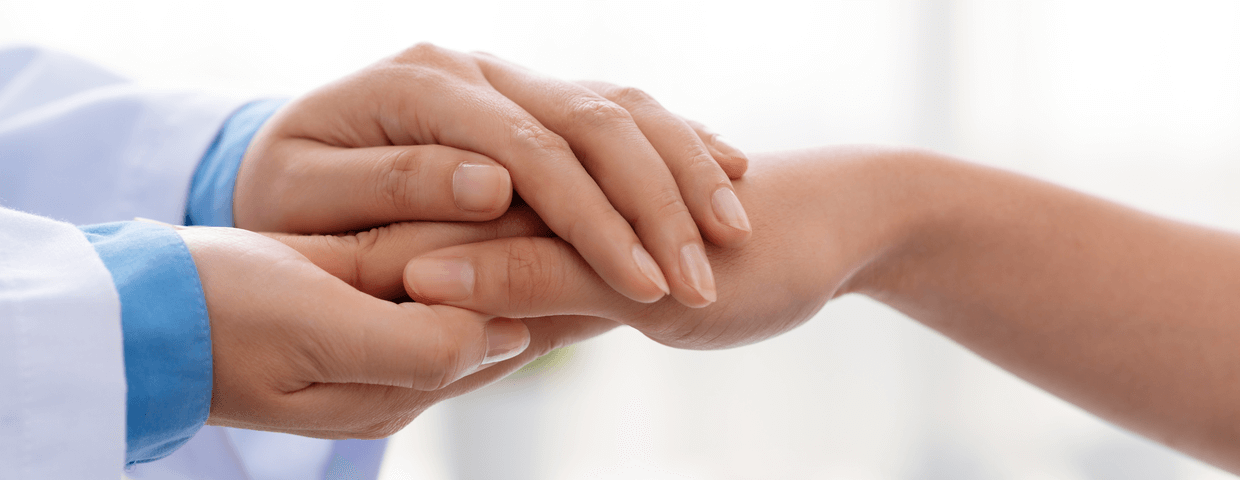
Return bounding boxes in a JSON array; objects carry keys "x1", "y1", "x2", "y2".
[
  {"x1": 483, "y1": 318, "x2": 529, "y2": 365},
  {"x1": 632, "y1": 245, "x2": 670, "y2": 296},
  {"x1": 405, "y1": 257, "x2": 475, "y2": 301},
  {"x1": 679, "y1": 244, "x2": 716, "y2": 304},
  {"x1": 712, "y1": 134, "x2": 748, "y2": 160},
  {"x1": 711, "y1": 187, "x2": 751, "y2": 233},
  {"x1": 453, "y1": 163, "x2": 508, "y2": 212}
]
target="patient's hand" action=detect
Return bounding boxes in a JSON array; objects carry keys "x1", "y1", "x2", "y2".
[
  {"x1": 399, "y1": 147, "x2": 909, "y2": 348},
  {"x1": 235, "y1": 43, "x2": 752, "y2": 308}
]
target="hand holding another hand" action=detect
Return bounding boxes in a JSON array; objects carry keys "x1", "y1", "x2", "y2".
[
  {"x1": 180, "y1": 212, "x2": 616, "y2": 438},
  {"x1": 400, "y1": 147, "x2": 909, "y2": 349},
  {"x1": 235, "y1": 43, "x2": 751, "y2": 308}
]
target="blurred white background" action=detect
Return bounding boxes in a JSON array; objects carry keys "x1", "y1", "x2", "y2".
[{"x1": 5, "y1": 0, "x2": 1240, "y2": 478}]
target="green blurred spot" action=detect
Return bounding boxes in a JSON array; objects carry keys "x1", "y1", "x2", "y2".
[{"x1": 506, "y1": 346, "x2": 575, "y2": 381}]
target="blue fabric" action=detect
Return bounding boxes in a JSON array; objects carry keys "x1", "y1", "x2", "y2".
[
  {"x1": 185, "y1": 98, "x2": 286, "y2": 227},
  {"x1": 81, "y1": 221, "x2": 211, "y2": 465}
]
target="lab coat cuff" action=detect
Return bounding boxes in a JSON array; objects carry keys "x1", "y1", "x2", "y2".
[
  {"x1": 185, "y1": 98, "x2": 288, "y2": 227},
  {"x1": 80, "y1": 221, "x2": 212, "y2": 465}
]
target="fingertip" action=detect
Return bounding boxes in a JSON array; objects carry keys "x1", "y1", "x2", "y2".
[
  {"x1": 720, "y1": 157, "x2": 748, "y2": 180},
  {"x1": 482, "y1": 318, "x2": 530, "y2": 365},
  {"x1": 672, "y1": 242, "x2": 717, "y2": 308},
  {"x1": 701, "y1": 224, "x2": 752, "y2": 248},
  {"x1": 695, "y1": 186, "x2": 752, "y2": 248},
  {"x1": 632, "y1": 245, "x2": 671, "y2": 297},
  {"x1": 453, "y1": 160, "x2": 513, "y2": 216},
  {"x1": 708, "y1": 135, "x2": 749, "y2": 179},
  {"x1": 404, "y1": 256, "x2": 476, "y2": 302}
]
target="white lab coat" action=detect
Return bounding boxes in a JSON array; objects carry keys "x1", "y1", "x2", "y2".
[{"x1": 0, "y1": 46, "x2": 386, "y2": 479}]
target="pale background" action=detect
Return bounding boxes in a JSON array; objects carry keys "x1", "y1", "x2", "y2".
[{"x1": 4, "y1": 1, "x2": 1240, "y2": 478}]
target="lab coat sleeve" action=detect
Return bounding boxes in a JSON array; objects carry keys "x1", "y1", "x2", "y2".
[
  {"x1": 0, "y1": 46, "x2": 389, "y2": 480},
  {"x1": 82, "y1": 221, "x2": 212, "y2": 466},
  {"x1": 185, "y1": 98, "x2": 286, "y2": 228},
  {"x1": 0, "y1": 45, "x2": 246, "y2": 225},
  {"x1": 0, "y1": 207, "x2": 128, "y2": 479}
]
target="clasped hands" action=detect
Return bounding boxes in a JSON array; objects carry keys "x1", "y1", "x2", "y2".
[{"x1": 189, "y1": 43, "x2": 819, "y2": 439}]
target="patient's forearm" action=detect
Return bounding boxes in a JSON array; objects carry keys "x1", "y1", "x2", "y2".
[
  {"x1": 401, "y1": 145, "x2": 1240, "y2": 470},
  {"x1": 835, "y1": 150, "x2": 1240, "y2": 471}
]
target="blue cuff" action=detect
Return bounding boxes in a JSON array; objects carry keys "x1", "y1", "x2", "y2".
[
  {"x1": 185, "y1": 98, "x2": 287, "y2": 227},
  {"x1": 81, "y1": 221, "x2": 211, "y2": 465}
]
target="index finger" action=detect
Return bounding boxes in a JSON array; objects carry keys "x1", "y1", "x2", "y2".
[
  {"x1": 386, "y1": 45, "x2": 671, "y2": 304},
  {"x1": 472, "y1": 53, "x2": 718, "y2": 307}
]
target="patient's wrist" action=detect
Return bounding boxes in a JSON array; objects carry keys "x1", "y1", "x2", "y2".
[{"x1": 826, "y1": 147, "x2": 957, "y2": 301}]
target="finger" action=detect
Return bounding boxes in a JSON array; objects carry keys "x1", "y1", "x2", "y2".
[
  {"x1": 312, "y1": 295, "x2": 530, "y2": 391},
  {"x1": 386, "y1": 44, "x2": 671, "y2": 305},
  {"x1": 265, "y1": 315, "x2": 617, "y2": 438},
  {"x1": 404, "y1": 236, "x2": 639, "y2": 319},
  {"x1": 680, "y1": 117, "x2": 749, "y2": 179},
  {"x1": 580, "y1": 81, "x2": 752, "y2": 247},
  {"x1": 268, "y1": 206, "x2": 552, "y2": 299},
  {"x1": 473, "y1": 53, "x2": 717, "y2": 307},
  {"x1": 250, "y1": 140, "x2": 513, "y2": 233}
]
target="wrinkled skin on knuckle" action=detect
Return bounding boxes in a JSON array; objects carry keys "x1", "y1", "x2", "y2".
[
  {"x1": 511, "y1": 121, "x2": 571, "y2": 157},
  {"x1": 607, "y1": 85, "x2": 658, "y2": 108},
  {"x1": 345, "y1": 225, "x2": 403, "y2": 297},
  {"x1": 563, "y1": 97, "x2": 633, "y2": 132},
  {"x1": 680, "y1": 142, "x2": 720, "y2": 173},
  {"x1": 503, "y1": 237, "x2": 566, "y2": 313},
  {"x1": 629, "y1": 187, "x2": 689, "y2": 234},
  {"x1": 372, "y1": 147, "x2": 425, "y2": 215}
]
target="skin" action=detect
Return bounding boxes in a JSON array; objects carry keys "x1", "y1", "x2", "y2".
[
  {"x1": 179, "y1": 212, "x2": 618, "y2": 438},
  {"x1": 173, "y1": 43, "x2": 764, "y2": 441},
  {"x1": 402, "y1": 146, "x2": 1240, "y2": 473},
  {"x1": 235, "y1": 43, "x2": 753, "y2": 308}
]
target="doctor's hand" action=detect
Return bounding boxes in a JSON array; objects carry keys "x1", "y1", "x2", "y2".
[
  {"x1": 175, "y1": 209, "x2": 621, "y2": 438},
  {"x1": 181, "y1": 209, "x2": 617, "y2": 438},
  {"x1": 234, "y1": 43, "x2": 751, "y2": 309}
]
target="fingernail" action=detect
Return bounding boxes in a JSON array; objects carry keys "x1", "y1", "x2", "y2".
[
  {"x1": 405, "y1": 257, "x2": 475, "y2": 301},
  {"x1": 711, "y1": 187, "x2": 751, "y2": 233},
  {"x1": 679, "y1": 244, "x2": 717, "y2": 304},
  {"x1": 632, "y1": 245, "x2": 670, "y2": 295},
  {"x1": 453, "y1": 163, "x2": 508, "y2": 212},
  {"x1": 483, "y1": 318, "x2": 529, "y2": 365},
  {"x1": 712, "y1": 134, "x2": 748, "y2": 160}
]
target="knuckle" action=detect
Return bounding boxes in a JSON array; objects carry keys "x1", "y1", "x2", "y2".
[
  {"x1": 607, "y1": 85, "x2": 656, "y2": 107},
  {"x1": 346, "y1": 226, "x2": 388, "y2": 293},
  {"x1": 375, "y1": 149, "x2": 425, "y2": 214},
  {"x1": 503, "y1": 238, "x2": 564, "y2": 312},
  {"x1": 511, "y1": 121, "x2": 571, "y2": 156},
  {"x1": 564, "y1": 97, "x2": 633, "y2": 131},
  {"x1": 397, "y1": 42, "x2": 445, "y2": 62},
  {"x1": 680, "y1": 144, "x2": 720, "y2": 174},
  {"x1": 323, "y1": 234, "x2": 365, "y2": 289},
  {"x1": 630, "y1": 188, "x2": 689, "y2": 232}
]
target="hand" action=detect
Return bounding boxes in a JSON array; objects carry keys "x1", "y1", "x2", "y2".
[
  {"x1": 397, "y1": 147, "x2": 901, "y2": 349},
  {"x1": 180, "y1": 212, "x2": 617, "y2": 438},
  {"x1": 234, "y1": 43, "x2": 751, "y2": 308},
  {"x1": 398, "y1": 145, "x2": 1240, "y2": 475}
]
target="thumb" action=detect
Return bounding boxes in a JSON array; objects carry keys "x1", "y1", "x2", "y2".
[
  {"x1": 311, "y1": 293, "x2": 530, "y2": 391},
  {"x1": 402, "y1": 236, "x2": 640, "y2": 320}
]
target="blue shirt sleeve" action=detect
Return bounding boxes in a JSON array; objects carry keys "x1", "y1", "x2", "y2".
[
  {"x1": 80, "y1": 221, "x2": 211, "y2": 465},
  {"x1": 185, "y1": 98, "x2": 287, "y2": 227}
]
